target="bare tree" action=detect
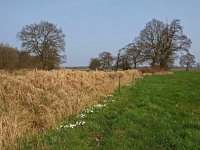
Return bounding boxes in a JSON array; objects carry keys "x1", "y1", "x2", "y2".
[
  {"x1": 18, "y1": 21, "x2": 66, "y2": 70},
  {"x1": 179, "y1": 53, "x2": 196, "y2": 71},
  {"x1": 196, "y1": 62, "x2": 200, "y2": 70},
  {"x1": 115, "y1": 52, "x2": 120, "y2": 70},
  {"x1": 125, "y1": 40, "x2": 145, "y2": 69},
  {"x1": 159, "y1": 19, "x2": 191, "y2": 68},
  {"x1": 139, "y1": 19, "x2": 165, "y2": 66},
  {"x1": 89, "y1": 57, "x2": 101, "y2": 70},
  {"x1": 138, "y1": 18, "x2": 191, "y2": 69},
  {"x1": 117, "y1": 54, "x2": 130, "y2": 70},
  {"x1": 114, "y1": 48, "x2": 131, "y2": 70},
  {"x1": 98, "y1": 51, "x2": 114, "y2": 69}
]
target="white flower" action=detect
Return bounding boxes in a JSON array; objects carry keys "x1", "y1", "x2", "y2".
[
  {"x1": 61, "y1": 120, "x2": 86, "y2": 129},
  {"x1": 76, "y1": 121, "x2": 80, "y2": 125},
  {"x1": 77, "y1": 113, "x2": 86, "y2": 118},
  {"x1": 104, "y1": 99, "x2": 115, "y2": 103},
  {"x1": 107, "y1": 94, "x2": 113, "y2": 97},
  {"x1": 103, "y1": 94, "x2": 113, "y2": 98},
  {"x1": 76, "y1": 121, "x2": 86, "y2": 126},
  {"x1": 85, "y1": 108, "x2": 94, "y2": 113},
  {"x1": 95, "y1": 104, "x2": 107, "y2": 108},
  {"x1": 64, "y1": 124, "x2": 77, "y2": 128},
  {"x1": 95, "y1": 104, "x2": 103, "y2": 107},
  {"x1": 81, "y1": 121, "x2": 86, "y2": 125}
]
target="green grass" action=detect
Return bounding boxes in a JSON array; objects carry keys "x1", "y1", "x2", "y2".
[{"x1": 18, "y1": 71, "x2": 200, "y2": 150}]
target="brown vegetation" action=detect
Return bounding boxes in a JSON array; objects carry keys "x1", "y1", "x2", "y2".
[
  {"x1": 139, "y1": 66, "x2": 170, "y2": 75},
  {"x1": 0, "y1": 69, "x2": 141, "y2": 149},
  {"x1": 0, "y1": 43, "x2": 41, "y2": 70}
]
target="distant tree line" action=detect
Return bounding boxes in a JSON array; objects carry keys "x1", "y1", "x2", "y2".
[
  {"x1": 0, "y1": 43, "x2": 36, "y2": 69},
  {"x1": 89, "y1": 18, "x2": 197, "y2": 71},
  {"x1": 0, "y1": 19, "x2": 198, "y2": 71}
]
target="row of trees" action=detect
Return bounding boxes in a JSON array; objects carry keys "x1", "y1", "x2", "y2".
[
  {"x1": 0, "y1": 19, "x2": 197, "y2": 71},
  {"x1": 89, "y1": 18, "x2": 197, "y2": 71},
  {"x1": 0, "y1": 21, "x2": 66, "y2": 70},
  {"x1": 0, "y1": 43, "x2": 38, "y2": 69},
  {"x1": 89, "y1": 51, "x2": 114, "y2": 70}
]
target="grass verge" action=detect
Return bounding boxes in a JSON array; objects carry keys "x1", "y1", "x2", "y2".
[{"x1": 17, "y1": 71, "x2": 200, "y2": 150}]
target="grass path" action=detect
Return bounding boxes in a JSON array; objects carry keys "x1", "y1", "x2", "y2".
[{"x1": 19, "y1": 71, "x2": 200, "y2": 150}]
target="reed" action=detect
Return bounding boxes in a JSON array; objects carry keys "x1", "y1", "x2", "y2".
[{"x1": 0, "y1": 69, "x2": 141, "y2": 149}]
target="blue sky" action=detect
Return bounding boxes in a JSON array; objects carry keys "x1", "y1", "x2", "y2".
[{"x1": 0, "y1": 0, "x2": 200, "y2": 66}]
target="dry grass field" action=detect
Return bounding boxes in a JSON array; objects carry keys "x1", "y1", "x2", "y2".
[{"x1": 0, "y1": 69, "x2": 141, "y2": 149}]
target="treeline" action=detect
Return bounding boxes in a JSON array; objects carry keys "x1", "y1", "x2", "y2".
[
  {"x1": 0, "y1": 43, "x2": 40, "y2": 69},
  {"x1": 0, "y1": 19, "x2": 198, "y2": 71},
  {"x1": 0, "y1": 21, "x2": 65, "y2": 70},
  {"x1": 89, "y1": 18, "x2": 197, "y2": 71}
]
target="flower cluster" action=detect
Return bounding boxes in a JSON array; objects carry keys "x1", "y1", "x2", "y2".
[
  {"x1": 95, "y1": 104, "x2": 107, "y2": 108},
  {"x1": 60, "y1": 121, "x2": 86, "y2": 129},
  {"x1": 76, "y1": 113, "x2": 86, "y2": 118},
  {"x1": 103, "y1": 94, "x2": 113, "y2": 98},
  {"x1": 84, "y1": 107, "x2": 94, "y2": 113},
  {"x1": 59, "y1": 94, "x2": 116, "y2": 130},
  {"x1": 103, "y1": 99, "x2": 115, "y2": 103}
]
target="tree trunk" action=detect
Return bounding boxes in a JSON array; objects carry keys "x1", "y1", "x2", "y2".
[
  {"x1": 134, "y1": 63, "x2": 137, "y2": 69},
  {"x1": 160, "y1": 60, "x2": 169, "y2": 70},
  {"x1": 116, "y1": 53, "x2": 120, "y2": 71},
  {"x1": 151, "y1": 59, "x2": 156, "y2": 67},
  {"x1": 186, "y1": 65, "x2": 189, "y2": 71}
]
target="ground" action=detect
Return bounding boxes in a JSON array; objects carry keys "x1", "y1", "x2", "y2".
[{"x1": 18, "y1": 71, "x2": 200, "y2": 150}]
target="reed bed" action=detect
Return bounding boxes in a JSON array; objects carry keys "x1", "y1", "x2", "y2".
[{"x1": 0, "y1": 69, "x2": 141, "y2": 149}]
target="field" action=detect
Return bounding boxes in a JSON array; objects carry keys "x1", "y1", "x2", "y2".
[
  {"x1": 18, "y1": 71, "x2": 200, "y2": 150},
  {"x1": 0, "y1": 69, "x2": 141, "y2": 149}
]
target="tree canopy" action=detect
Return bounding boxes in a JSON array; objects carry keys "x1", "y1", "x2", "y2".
[
  {"x1": 18, "y1": 21, "x2": 66, "y2": 70},
  {"x1": 179, "y1": 53, "x2": 196, "y2": 71},
  {"x1": 138, "y1": 19, "x2": 192, "y2": 69},
  {"x1": 98, "y1": 51, "x2": 114, "y2": 69},
  {"x1": 89, "y1": 57, "x2": 101, "y2": 70}
]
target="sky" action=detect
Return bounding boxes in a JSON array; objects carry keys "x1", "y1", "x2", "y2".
[{"x1": 0, "y1": 0, "x2": 200, "y2": 66}]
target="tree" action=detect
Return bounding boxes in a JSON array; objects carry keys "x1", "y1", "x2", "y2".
[
  {"x1": 179, "y1": 53, "x2": 195, "y2": 71},
  {"x1": 159, "y1": 19, "x2": 191, "y2": 68},
  {"x1": 89, "y1": 57, "x2": 101, "y2": 70},
  {"x1": 139, "y1": 19, "x2": 165, "y2": 66},
  {"x1": 116, "y1": 54, "x2": 131, "y2": 70},
  {"x1": 18, "y1": 21, "x2": 66, "y2": 70},
  {"x1": 138, "y1": 18, "x2": 191, "y2": 69},
  {"x1": 115, "y1": 52, "x2": 120, "y2": 70},
  {"x1": 0, "y1": 43, "x2": 19, "y2": 69},
  {"x1": 98, "y1": 51, "x2": 114, "y2": 69},
  {"x1": 196, "y1": 62, "x2": 200, "y2": 70},
  {"x1": 113, "y1": 48, "x2": 130, "y2": 70},
  {"x1": 125, "y1": 40, "x2": 145, "y2": 69},
  {"x1": 18, "y1": 51, "x2": 33, "y2": 68},
  {"x1": 18, "y1": 51, "x2": 42, "y2": 69}
]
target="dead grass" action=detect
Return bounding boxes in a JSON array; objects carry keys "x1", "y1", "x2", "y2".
[
  {"x1": 139, "y1": 66, "x2": 169, "y2": 74},
  {"x1": 0, "y1": 69, "x2": 141, "y2": 149}
]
